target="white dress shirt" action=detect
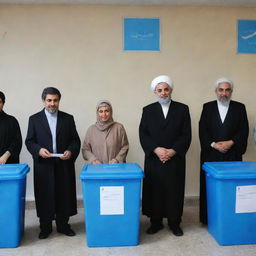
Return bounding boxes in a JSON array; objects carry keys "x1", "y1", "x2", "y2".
[
  {"x1": 217, "y1": 100, "x2": 230, "y2": 123},
  {"x1": 44, "y1": 109, "x2": 58, "y2": 153},
  {"x1": 160, "y1": 100, "x2": 171, "y2": 119}
]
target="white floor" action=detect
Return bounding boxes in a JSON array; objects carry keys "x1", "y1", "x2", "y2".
[{"x1": 1, "y1": 206, "x2": 256, "y2": 256}]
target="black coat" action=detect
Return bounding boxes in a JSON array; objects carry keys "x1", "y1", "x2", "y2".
[
  {"x1": 0, "y1": 111, "x2": 22, "y2": 163},
  {"x1": 25, "y1": 110, "x2": 81, "y2": 220},
  {"x1": 199, "y1": 100, "x2": 249, "y2": 224},
  {"x1": 139, "y1": 101, "x2": 191, "y2": 220}
]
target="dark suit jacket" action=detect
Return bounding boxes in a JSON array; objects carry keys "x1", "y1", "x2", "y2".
[
  {"x1": 199, "y1": 100, "x2": 249, "y2": 162},
  {"x1": 139, "y1": 101, "x2": 191, "y2": 219},
  {"x1": 25, "y1": 109, "x2": 81, "y2": 220}
]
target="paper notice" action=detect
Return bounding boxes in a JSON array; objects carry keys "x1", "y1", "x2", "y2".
[
  {"x1": 236, "y1": 185, "x2": 256, "y2": 213},
  {"x1": 51, "y1": 153, "x2": 64, "y2": 157},
  {"x1": 100, "y1": 186, "x2": 124, "y2": 215}
]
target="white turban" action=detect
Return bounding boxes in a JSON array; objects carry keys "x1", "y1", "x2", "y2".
[
  {"x1": 151, "y1": 75, "x2": 174, "y2": 91},
  {"x1": 214, "y1": 77, "x2": 233, "y2": 90}
]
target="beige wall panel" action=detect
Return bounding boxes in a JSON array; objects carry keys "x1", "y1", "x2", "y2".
[{"x1": 0, "y1": 4, "x2": 255, "y2": 199}]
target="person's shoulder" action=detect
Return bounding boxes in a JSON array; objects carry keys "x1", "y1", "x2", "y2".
[
  {"x1": 29, "y1": 110, "x2": 44, "y2": 120},
  {"x1": 202, "y1": 100, "x2": 216, "y2": 108},
  {"x1": 4, "y1": 113, "x2": 19, "y2": 123},
  {"x1": 203, "y1": 100, "x2": 216, "y2": 105},
  {"x1": 58, "y1": 110, "x2": 74, "y2": 119},
  {"x1": 142, "y1": 102, "x2": 158, "y2": 111},
  {"x1": 3, "y1": 112, "x2": 14, "y2": 119},
  {"x1": 86, "y1": 124, "x2": 97, "y2": 133},
  {"x1": 230, "y1": 100, "x2": 246, "y2": 108},
  {"x1": 113, "y1": 122, "x2": 125, "y2": 130},
  {"x1": 171, "y1": 100, "x2": 189, "y2": 110},
  {"x1": 88, "y1": 123, "x2": 96, "y2": 129}
]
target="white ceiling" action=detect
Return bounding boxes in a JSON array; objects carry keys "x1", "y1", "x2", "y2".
[{"x1": 0, "y1": 0, "x2": 256, "y2": 7}]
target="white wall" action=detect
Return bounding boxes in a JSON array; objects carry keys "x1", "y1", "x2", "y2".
[{"x1": 0, "y1": 4, "x2": 256, "y2": 200}]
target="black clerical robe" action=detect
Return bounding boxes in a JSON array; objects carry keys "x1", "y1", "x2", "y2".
[
  {"x1": 0, "y1": 111, "x2": 22, "y2": 163},
  {"x1": 139, "y1": 101, "x2": 191, "y2": 221},
  {"x1": 25, "y1": 110, "x2": 81, "y2": 220},
  {"x1": 199, "y1": 100, "x2": 249, "y2": 224}
]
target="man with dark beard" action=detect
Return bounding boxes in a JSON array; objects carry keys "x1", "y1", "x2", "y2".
[
  {"x1": 139, "y1": 75, "x2": 191, "y2": 236},
  {"x1": 25, "y1": 87, "x2": 81, "y2": 239},
  {"x1": 199, "y1": 77, "x2": 249, "y2": 225}
]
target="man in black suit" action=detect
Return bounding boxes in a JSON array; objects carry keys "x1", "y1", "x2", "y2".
[
  {"x1": 139, "y1": 75, "x2": 191, "y2": 236},
  {"x1": 199, "y1": 77, "x2": 249, "y2": 224},
  {"x1": 25, "y1": 87, "x2": 81, "y2": 239}
]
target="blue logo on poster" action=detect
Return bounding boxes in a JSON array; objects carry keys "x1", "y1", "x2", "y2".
[
  {"x1": 124, "y1": 18, "x2": 160, "y2": 51},
  {"x1": 238, "y1": 20, "x2": 256, "y2": 54}
]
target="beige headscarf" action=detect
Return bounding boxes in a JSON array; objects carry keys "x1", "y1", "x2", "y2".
[{"x1": 95, "y1": 100, "x2": 115, "y2": 131}]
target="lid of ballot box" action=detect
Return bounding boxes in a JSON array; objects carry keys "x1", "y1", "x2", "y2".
[
  {"x1": 0, "y1": 164, "x2": 30, "y2": 180},
  {"x1": 80, "y1": 163, "x2": 144, "y2": 180},
  {"x1": 203, "y1": 161, "x2": 256, "y2": 180}
]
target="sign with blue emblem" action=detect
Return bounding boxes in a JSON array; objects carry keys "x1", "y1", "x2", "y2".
[
  {"x1": 238, "y1": 20, "x2": 256, "y2": 54},
  {"x1": 123, "y1": 18, "x2": 160, "y2": 51}
]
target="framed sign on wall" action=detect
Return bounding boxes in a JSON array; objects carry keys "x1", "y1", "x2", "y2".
[
  {"x1": 237, "y1": 19, "x2": 256, "y2": 54},
  {"x1": 123, "y1": 18, "x2": 160, "y2": 51}
]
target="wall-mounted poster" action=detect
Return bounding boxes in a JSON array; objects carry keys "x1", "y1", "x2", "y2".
[
  {"x1": 238, "y1": 20, "x2": 256, "y2": 54},
  {"x1": 123, "y1": 18, "x2": 160, "y2": 51}
]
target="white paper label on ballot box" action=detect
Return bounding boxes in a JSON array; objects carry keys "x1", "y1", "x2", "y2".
[
  {"x1": 236, "y1": 185, "x2": 256, "y2": 213},
  {"x1": 100, "y1": 186, "x2": 124, "y2": 215}
]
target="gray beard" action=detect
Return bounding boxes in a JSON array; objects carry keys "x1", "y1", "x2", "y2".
[
  {"x1": 157, "y1": 96, "x2": 171, "y2": 105},
  {"x1": 217, "y1": 96, "x2": 231, "y2": 105}
]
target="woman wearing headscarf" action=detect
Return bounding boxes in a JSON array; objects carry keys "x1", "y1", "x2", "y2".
[
  {"x1": 82, "y1": 100, "x2": 129, "y2": 164},
  {"x1": 0, "y1": 91, "x2": 22, "y2": 164}
]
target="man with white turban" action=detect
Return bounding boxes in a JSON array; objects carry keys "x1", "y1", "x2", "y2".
[
  {"x1": 139, "y1": 75, "x2": 191, "y2": 236},
  {"x1": 199, "y1": 77, "x2": 249, "y2": 225}
]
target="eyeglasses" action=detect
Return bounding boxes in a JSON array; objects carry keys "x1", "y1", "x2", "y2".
[{"x1": 217, "y1": 88, "x2": 232, "y2": 92}]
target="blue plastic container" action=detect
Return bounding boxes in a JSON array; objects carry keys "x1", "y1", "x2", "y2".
[
  {"x1": 0, "y1": 164, "x2": 30, "y2": 248},
  {"x1": 80, "y1": 163, "x2": 144, "y2": 247},
  {"x1": 203, "y1": 161, "x2": 256, "y2": 245}
]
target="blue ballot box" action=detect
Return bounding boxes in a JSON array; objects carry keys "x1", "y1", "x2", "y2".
[
  {"x1": 0, "y1": 164, "x2": 30, "y2": 248},
  {"x1": 80, "y1": 163, "x2": 144, "y2": 247},
  {"x1": 203, "y1": 161, "x2": 256, "y2": 245}
]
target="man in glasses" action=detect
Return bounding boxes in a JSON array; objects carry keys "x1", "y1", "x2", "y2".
[{"x1": 199, "y1": 77, "x2": 249, "y2": 225}]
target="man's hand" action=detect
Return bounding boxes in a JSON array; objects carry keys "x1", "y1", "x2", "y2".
[
  {"x1": 214, "y1": 140, "x2": 234, "y2": 153},
  {"x1": 60, "y1": 150, "x2": 72, "y2": 160},
  {"x1": 154, "y1": 147, "x2": 167, "y2": 162},
  {"x1": 0, "y1": 152, "x2": 10, "y2": 164},
  {"x1": 165, "y1": 149, "x2": 176, "y2": 159},
  {"x1": 39, "y1": 148, "x2": 52, "y2": 158},
  {"x1": 154, "y1": 147, "x2": 176, "y2": 163},
  {"x1": 221, "y1": 140, "x2": 234, "y2": 150}
]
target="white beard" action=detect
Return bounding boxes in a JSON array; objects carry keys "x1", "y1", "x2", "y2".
[
  {"x1": 217, "y1": 95, "x2": 231, "y2": 104},
  {"x1": 157, "y1": 96, "x2": 171, "y2": 105}
]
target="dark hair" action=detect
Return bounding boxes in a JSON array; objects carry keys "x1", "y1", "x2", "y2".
[
  {"x1": 41, "y1": 87, "x2": 61, "y2": 100},
  {"x1": 0, "y1": 91, "x2": 5, "y2": 104}
]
